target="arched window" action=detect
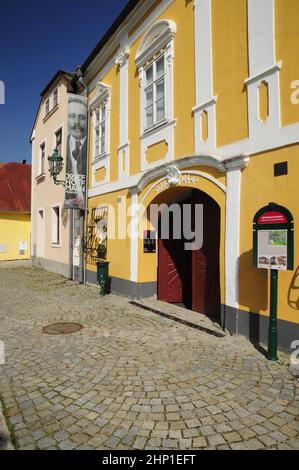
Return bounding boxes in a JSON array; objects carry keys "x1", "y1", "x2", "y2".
[
  {"x1": 89, "y1": 82, "x2": 111, "y2": 187},
  {"x1": 135, "y1": 20, "x2": 176, "y2": 135},
  {"x1": 89, "y1": 82, "x2": 111, "y2": 162}
]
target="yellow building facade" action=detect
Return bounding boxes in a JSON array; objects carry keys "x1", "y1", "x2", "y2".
[
  {"x1": 75, "y1": 0, "x2": 299, "y2": 352},
  {"x1": 0, "y1": 163, "x2": 31, "y2": 261},
  {"x1": 0, "y1": 212, "x2": 30, "y2": 261},
  {"x1": 0, "y1": 213, "x2": 31, "y2": 261}
]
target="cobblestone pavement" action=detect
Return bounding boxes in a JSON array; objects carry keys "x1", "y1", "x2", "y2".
[{"x1": 0, "y1": 262, "x2": 298, "y2": 450}]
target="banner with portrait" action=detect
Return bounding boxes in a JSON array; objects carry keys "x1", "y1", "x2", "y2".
[{"x1": 64, "y1": 94, "x2": 88, "y2": 210}]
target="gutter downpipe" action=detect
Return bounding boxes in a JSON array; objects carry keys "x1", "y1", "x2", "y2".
[{"x1": 69, "y1": 209, "x2": 73, "y2": 279}]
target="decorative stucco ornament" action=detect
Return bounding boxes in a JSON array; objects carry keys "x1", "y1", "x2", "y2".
[
  {"x1": 115, "y1": 47, "x2": 130, "y2": 67},
  {"x1": 166, "y1": 166, "x2": 181, "y2": 186}
]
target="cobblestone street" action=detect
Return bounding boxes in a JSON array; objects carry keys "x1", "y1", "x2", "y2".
[{"x1": 0, "y1": 262, "x2": 298, "y2": 450}]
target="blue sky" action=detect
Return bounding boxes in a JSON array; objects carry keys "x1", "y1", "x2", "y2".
[{"x1": 0, "y1": 0, "x2": 128, "y2": 163}]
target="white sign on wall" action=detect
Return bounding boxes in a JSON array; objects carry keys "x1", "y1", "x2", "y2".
[{"x1": 19, "y1": 241, "x2": 28, "y2": 251}]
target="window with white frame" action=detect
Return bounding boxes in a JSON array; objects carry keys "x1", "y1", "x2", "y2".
[
  {"x1": 90, "y1": 82, "x2": 111, "y2": 163},
  {"x1": 94, "y1": 105, "x2": 106, "y2": 159},
  {"x1": 53, "y1": 88, "x2": 58, "y2": 107},
  {"x1": 52, "y1": 206, "x2": 60, "y2": 245},
  {"x1": 135, "y1": 20, "x2": 176, "y2": 136},
  {"x1": 45, "y1": 98, "x2": 50, "y2": 116},
  {"x1": 144, "y1": 54, "x2": 166, "y2": 130},
  {"x1": 40, "y1": 142, "x2": 46, "y2": 174},
  {"x1": 55, "y1": 128, "x2": 62, "y2": 155}
]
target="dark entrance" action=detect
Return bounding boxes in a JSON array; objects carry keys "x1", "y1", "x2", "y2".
[{"x1": 157, "y1": 188, "x2": 220, "y2": 318}]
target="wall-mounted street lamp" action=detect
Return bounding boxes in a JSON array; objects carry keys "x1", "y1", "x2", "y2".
[{"x1": 48, "y1": 148, "x2": 65, "y2": 186}]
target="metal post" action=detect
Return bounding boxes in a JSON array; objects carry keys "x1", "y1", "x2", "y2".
[
  {"x1": 268, "y1": 269, "x2": 278, "y2": 361},
  {"x1": 79, "y1": 212, "x2": 85, "y2": 284}
]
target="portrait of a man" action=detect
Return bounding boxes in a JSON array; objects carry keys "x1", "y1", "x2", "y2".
[{"x1": 64, "y1": 95, "x2": 88, "y2": 209}]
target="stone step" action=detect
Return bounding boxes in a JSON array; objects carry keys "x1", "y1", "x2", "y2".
[{"x1": 129, "y1": 298, "x2": 227, "y2": 339}]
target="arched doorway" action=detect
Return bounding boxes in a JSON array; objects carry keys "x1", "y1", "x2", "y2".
[{"x1": 157, "y1": 188, "x2": 220, "y2": 318}]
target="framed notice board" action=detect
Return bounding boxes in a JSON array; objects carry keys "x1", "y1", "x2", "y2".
[{"x1": 253, "y1": 203, "x2": 294, "y2": 271}]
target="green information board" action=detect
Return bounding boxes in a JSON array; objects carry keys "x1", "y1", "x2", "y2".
[
  {"x1": 253, "y1": 202, "x2": 294, "y2": 271},
  {"x1": 253, "y1": 202, "x2": 294, "y2": 361}
]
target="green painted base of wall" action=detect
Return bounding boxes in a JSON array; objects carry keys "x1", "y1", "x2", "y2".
[{"x1": 31, "y1": 257, "x2": 72, "y2": 279}]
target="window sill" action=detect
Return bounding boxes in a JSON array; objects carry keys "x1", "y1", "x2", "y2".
[
  {"x1": 141, "y1": 118, "x2": 176, "y2": 139},
  {"x1": 35, "y1": 173, "x2": 46, "y2": 182},
  {"x1": 43, "y1": 104, "x2": 59, "y2": 123},
  {"x1": 92, "y1": 153, "x2": 110, "y2": 165},
  {"x1": 51, "y1": 243, "x2": 62, "y2": 249},
  {"x1": 144, "y1": 119, "x2": 168, "y2": 134}
]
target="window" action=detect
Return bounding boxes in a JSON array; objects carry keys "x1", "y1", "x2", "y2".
[
  {"x1": 135, "y1": 20, "x2": 176, "y2": 137},
  {"x1": 0, "y1": 244, "x2": 7, "y2": 254},
  {"x1": 53, "y1": 88, "x2": 58, "y2": 107},
  {"x1": 40, "y1": 143, "x2": 45, "y2": 174},
  {"x1": 144, "y1": 55, "x2": 165, "y2": 129},
  {"x1": 45, "y1": 98, "x2": 50, "y2": 116},
  {"x1": 52, "y1": 206, "x2": 60, "y2": 245},
  {"x1": 44, "y1": 90, "x2": 59, "y2": 118},
  {"x1": 19, "y1": 241, "x2": 27, "y2": 256},
  {"x1": 55, "y1": 129, "x2": 62, "y2": 155},
  {"x1": 94, "y1": 105, "x2": 106, "y2": 158},
  {"x1": 37, "y1": 210, "x2": 44, "y2": 257},
  {"x1": 89, "y1": 82, "x2": 111, "y2": 184}
]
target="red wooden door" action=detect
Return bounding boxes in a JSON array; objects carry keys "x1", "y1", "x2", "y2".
[
  {"x1": 157, "y1": 190, "x2": 220, "y2": 317},
  {"x1": 158, "y1": 238, "x2": 183, "y2": 303},
  {"x1": 192, "y1": 191, "x2": 220, "y2": 317}
]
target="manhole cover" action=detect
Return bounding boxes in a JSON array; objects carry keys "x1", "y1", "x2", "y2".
[{"x1": 43, "y1": 322, "x2": 83, "y2": 335}]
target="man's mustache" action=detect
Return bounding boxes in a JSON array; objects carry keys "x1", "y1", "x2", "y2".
[{"x1": 70, "y1": 124, "x2": 85, "y2": 130}]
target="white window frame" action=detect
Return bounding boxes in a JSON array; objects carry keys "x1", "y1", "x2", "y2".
[
  {"x1": 93, "y1": 104, "x2": 107, "y2": 161},
  {"x1": 135, "y1": 20, "x2": 176, "y2": 137},
  {"x1": 55, "y1": 127, "x2": 63, "y2": 156},
  {"x1": 36, "y1": 208, "x2": 45, "y2": 258},
  {"x1": 90, "y1": 82, "x2": 111, "y2": 164},
  {"x1": 144, "y1": 53, "x2": 167, "y2": 131},
  {"x1": 45, "y1": 98, "x2": 50, "y2": 117},
  {"x1": 53, "y1": 88, "x2": 58, "y2": 108},
  {"x1": 51, "y1": 204, "x2": 61, "y2": 247},
  {"x1": 40, "y1": 142, "x2": 46, "y2": 175}
]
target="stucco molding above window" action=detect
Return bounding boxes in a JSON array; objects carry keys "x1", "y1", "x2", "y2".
[
  {"x1": 89, "y1": 81, "x2": 111, "y2": 113},
  {"x1": 135, "y1": 20, "x2": 176, "y2": 69}
]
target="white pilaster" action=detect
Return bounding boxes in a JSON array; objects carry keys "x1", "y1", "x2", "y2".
[
  {"x1": 246, "y1": 0, "x2": 281, "y2": 138},
  {"x1": 130, "y1": 192, "x2": 139, "y2": 283},
  {"x1": 225, "y1": 168, "x2": 241, "y2": 313},
  {"x1": 116, "y1": 47, "x2": 130, "y2": 180},
  {"x1": 248, "y1": 0, "x2": 275, "y2": 76},
  {"x1": 193, "y1": 0, "x2": 217, "y2": 153}
]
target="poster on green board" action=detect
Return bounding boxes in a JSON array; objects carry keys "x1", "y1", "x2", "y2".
[{"x1": 257, "y1": 230, "x2": 287, "y2": 270}]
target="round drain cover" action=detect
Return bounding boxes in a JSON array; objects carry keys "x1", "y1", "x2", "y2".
[{"x1": 43, "y1": 322, "x2": 83, "y2": 335}]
